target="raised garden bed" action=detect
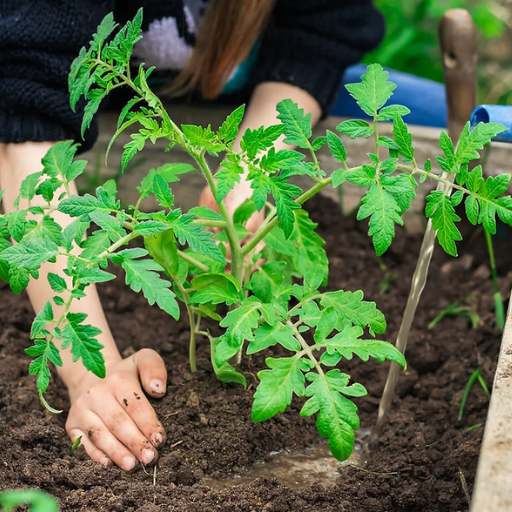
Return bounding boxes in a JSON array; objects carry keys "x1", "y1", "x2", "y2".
[{"x1": 0, "y1": 194, "x2": 508, "y2": 512}]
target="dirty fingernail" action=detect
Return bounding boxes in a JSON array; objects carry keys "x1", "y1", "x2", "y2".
[
  {"x1": 122, "y1": 456, "x2": 136, "y2": 472},
  {"x1": 100, "y1": 457, "x2": 111, "y2": 467},
  {"x1": 151, "y1": 433, "x2": 165, "y2": 447},
  {"x1": 141, "y1": 449, "x2": 155, "y2": 465},
  {"x1": 150, "y1": 379, "x2": 165, "y2": 394}
]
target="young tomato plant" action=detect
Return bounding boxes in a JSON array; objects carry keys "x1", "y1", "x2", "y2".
[{"x1": 1, "y1": 10, "x2": 510, "y2": 461}]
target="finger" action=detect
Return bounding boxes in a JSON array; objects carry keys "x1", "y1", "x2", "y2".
[
  {"x1": 68, "y1": 427, "x2": 111, "y2": 467},
  {"x1": 133, "y1": 348, "x2": 167, "y2": 398},
  {"x1": 91, "y1": 396, "x2": 158, "y2": 466},
  {"x1": 75, "y1": 411, "x2": 139, "y2": 472},
  {"x1": 116, "y1": 384, "x2": 167, "y2": 449}
]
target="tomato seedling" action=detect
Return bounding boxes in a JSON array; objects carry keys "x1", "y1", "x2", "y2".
[{"x1": 0, "y1": 10, "x2": 510, "y2": 461}]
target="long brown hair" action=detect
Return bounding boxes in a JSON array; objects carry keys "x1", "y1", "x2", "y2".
[{"x1": 168, "y1": 0, "x2": 275, "y2": 99}]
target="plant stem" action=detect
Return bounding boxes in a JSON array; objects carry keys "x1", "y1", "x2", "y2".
[
  {"x1": 177, "y1": 250, "x2": 209, "y2": 273},
  {"x1": 242, "y1": 176, "x2": 334, "y2": 256},
  {"x1": 192, "y1": 219, "x2": 227, "y2": 228},
  {"x1": 484, "y1": 228, "x2": 505, "y2": 329},
  {"x1": 173, "y1": 279, "x2": 197, "y2": 372},
  {"x1": 193, "y1": 151, "x2": 243, "y2": 284},
  {"x1": 95, "y1": 232, "x2": 138, "y2": 261}
]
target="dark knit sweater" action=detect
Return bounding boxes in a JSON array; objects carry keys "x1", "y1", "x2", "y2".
[{"x1": 0, "y1": 1, "x2": 384, "y2": 151}]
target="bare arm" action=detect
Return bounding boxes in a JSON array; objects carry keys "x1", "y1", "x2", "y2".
[{"x1": 0, "y1": 142, "x2": 167, "y2": 471}]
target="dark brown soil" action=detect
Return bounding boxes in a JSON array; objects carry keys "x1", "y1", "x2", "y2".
[{"x1": 0, "y1": 196, "x2": 509, "y2": 512}]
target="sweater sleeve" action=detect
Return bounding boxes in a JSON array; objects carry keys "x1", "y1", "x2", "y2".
[
  {"x1": 0, "y1": 1, "x2": 113, "y2": 152},
  {"x1": 251, "y1": 0, "x2": 385, "y2": 116}
]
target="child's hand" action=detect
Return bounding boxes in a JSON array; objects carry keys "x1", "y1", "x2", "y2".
[{"x1": 65, "y1": 349, "x2": 167, "y2": 472}]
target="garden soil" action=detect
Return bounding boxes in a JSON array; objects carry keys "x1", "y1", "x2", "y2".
[{"x1": 0, "y1": 196, "x2": 509, "y2": 512}]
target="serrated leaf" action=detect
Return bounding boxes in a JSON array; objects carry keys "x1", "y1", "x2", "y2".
[
  {"x1": 302, "y1": 371, "x2": 358, "y2": 461},
  {"x1": 357, "y1": 185, "x2": 403, "y2": 256},
  {"x1": 26, "y1": 216, "x2": 63, "y2": 246},
  {"x1": 77, "y1": 267, "x2": 116, "y2": 285},
  {"x1": 260, "y1": 148, "x2": 304, "y2": 172},
  {"x1": 170, "y1": 214, "x2": 225, "y2": 263},
  {"x1": 321, "y1": 326, "x2": 405, "y2": 366},
  {"x1": 189, "y1": 206, "x2": 223, "y2": 222},
  {"x1": 215, "y1": 298, "x2": 262, "y2": 366},
  {"x1": 0, "y1": 237, "x2": 58, "y2": 269},
  {"x1": 156, "y1": 163, "x2": 196, "y2": 183},
  {"x1": 62, "y1": 313, "x2": 105, "y2": 378},
  {"x1": 319, "y1": 290, "x2": 386, "y2": 336},
  {"x1": 216, "y1": 160, "x2": 243, "y2": 202},
  {"x1": 425, "y1": 190, "x2": 462, "y2": 256},
  {"x1": 134, "y1": 220, "x2": 170, "y2": 236},
  {"x1": 456, "y1": 122, "x2": 506, "y2": 165},
  {"x1": 6, "y1": 209, "x2": 27, "y2": 242},
  {"x1": 271, "y1": 178, "x2": 302, "y2": 238},
  {"x1": 111, "y1": 249, "x2": 180, "y2": 319},
  {"x1": 336, "y1": 120, "x2": 374, "y2": 139},
  {"x1": 377, "y1": 104, "x2": 410, "y2": 121},
  {"x1": 247, "y1": 323, "x2": 300, "y2": 354},
  {"x1": 152, "y1": 174, "x2": 174, "y2": 208},
  {"x1": 252, "y1": 357, "x2": 309, "y2": 422},
  {"x1": 393, "y1": 116, "x2": 414, "y2": 162},
  {"x1": 144, "y1": 229, "x2": 180, "y2": 279},
  {"x1": 20, "y1": 172, "x2": 43, "y2": 201},
  {"x1": 31, "y1": 301, "x2": 54, "y2": 338},
  {"x1": 276, "y1": 99, "x2": 312, "y2": 149},
  {"x1": 345, "y1": 64, "x2": 395, "y2": 117},
  {"x1": 218, "y1": 104, "x2": 245, "y2": 141},
  {"x1": 250, "y1": 261, "x2": 286, "y2": 303},
  {"x1": 326, "y1": 130, "x2": 347, "y2": 162},
  {"x1": 210, "y1": 336, "x2": 247, "y2": 388},
  {"x1": 48, "y1": 273, "x2": 67, "y2": 293}
]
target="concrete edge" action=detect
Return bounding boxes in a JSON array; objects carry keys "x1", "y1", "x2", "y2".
[{"x1": 470, "y1": 291, "x2": 512, "y2": 511}]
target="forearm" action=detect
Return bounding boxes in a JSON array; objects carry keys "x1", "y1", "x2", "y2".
[{"x1": 0, "y1": 142, "x2": 121, "y2": 392}]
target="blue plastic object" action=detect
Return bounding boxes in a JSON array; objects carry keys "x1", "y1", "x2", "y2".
[
  {"x1": 471, "y1": 105, "x2": 512, "y2": 143},
  {"x1": 332, "y1": 64, "x2": 447, "y2": 128}
]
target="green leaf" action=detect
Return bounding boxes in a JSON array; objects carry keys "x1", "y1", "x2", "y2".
[
  {"x1": 248, "y1": 323, "x2": 301, "y2": 354},
  {"x1": 215, "y1": 298, "x2": 262, "y2": 366},
  {"x1": 62, "y1": 313, "x2": 106, "y2": 378},
  {"x1": 326, "y1": 130, "x2": 347, "y2": 162},
  {"x1": 111, "y1": 248, "x2": 180, "y2": 319},
  {"x1": 89, "y1": 211, "x2": 126, "y2": 240},
  {"x1": 345, "y1": 64, "x2": 395, "y2": 117},
  {"x1": 336, "y1": 120, "x2": 374, "y2": 139},
  {"x1": 251, "y1": 172, "x2": 272, "y2": 211},
  {"x1": 20, "y1": 172, "x2": 43, "y2": 201},
  {"x1": 31, "y1": 301, "x2": 54, "y2": 338},
  {"x1": 48, "y1": 273, "x2": 67, "y2": 293},
  {"x1": 311, "y1": 136, "x2": 327, "y2": 150},
  {"x1": 153, "y1": 174, "x2": 174, "y2": 208},
  {"x1": 276, "y1": 99, "x2": 312, "y2": 149},
  {"x1": 189, "y1": 282, "x2": 241, "y2": 306},
  {"x1": 357, "y1": 185, "x2": 403, "y2": 256},
  {"x1": 82, "y1": 88, "x2": 108, "y2": 138},
  {"x1": 393, "y1": 116, "x2": 414, "y2": 162},
  {"x1": 289, "y1": 209, "x2": 329, "y2": 283},
  {"x1": 218, "y1": 104, "x2": 245, "y2": 141},
  {"x1": 26, "y1": 216, "x2": 63, "y2": 246},
  {"x1": 250, "y1": 261, "x2": 286, "y2": 303},
  {"x1": 425, "y1": 190, "x2": 462, "y2": 256},
  {"x1": 271, "y1": 178, "x2": 302, "y2": 238},
  {"x1": 377, "y1": 104, "x2": 411, "y2": 121},
  {"x1": 76, "y1": 267, "x2": 116, "y2": 285},
  {"x1": 216, "y1": 159, "x2": 243, "y2": 202},
  {"x1": 302, "y1": 371, "x2": 358, "y2": 461},
  {"x1": 170, "y1": 214, "x2": 225, "y2": 263},
  {"x1": 0, "y1": 237, "x2": 58, "y2": 269},
  {"x1": 182, "y1": 124, "x2": 223, "y2": 152},
  {"x1": 210, "y1": 336, "x2": 247, "y2": 388},
  {"x1": 260, "y1": 149, "x2": 304, "y2": 172},
  {"x1": 232, "y1": 199, "x2": 257, "y2": 226},
  {"x1": 134, "y1": 220, "x2": 170, "y2": 236},
  {"x1": 144, "y1": 229, "x2": 180, "y2": 279},
  {"x1": 80, "y1": 230, "x2": 111, "y2": 260},
  {"x1": 7, "y1": 268, "x2": 30, "y2": 294},
  {"x1": 189, "y1": 206, "x2": 223, "y2": 222},
  {"x1": 91, "y1": 12, "x2": 118, "y2": 51},
  {"x1": 252, "y1": 357, "x2": 310, "y2": 422},
  {"x1": 156, "y1": 163, "x2": 196, "y2": 183},
  {"x1": 321, "y1": 326, "x2": 406, "y2": 366},
  {"x1": 455, "y1": 122, "x2": 506, "y2": 165},
  {"x1": 319, "y1": 290, "x2": 386, "y2": 336},
  {"x1": 59, "y1": 194, "x2": 113, "y2": 218},
  {"x1": 6, "y1": 209, "x2": 28, "y2": 242}
]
